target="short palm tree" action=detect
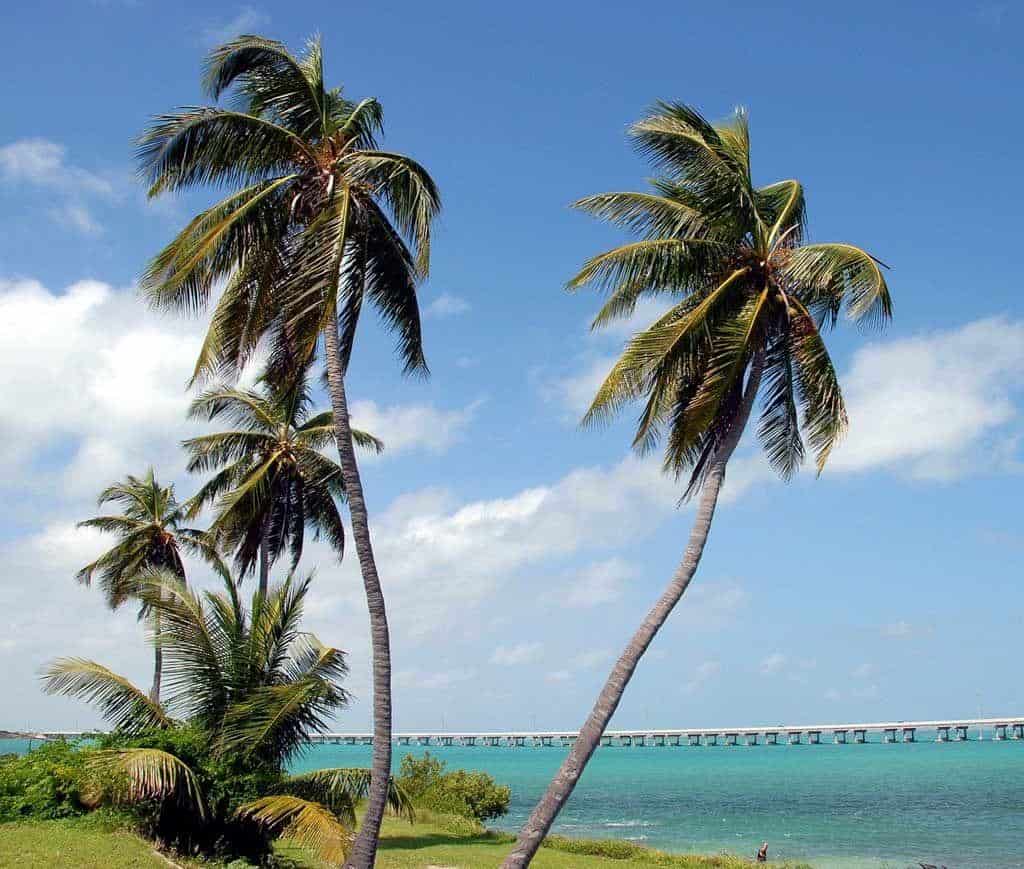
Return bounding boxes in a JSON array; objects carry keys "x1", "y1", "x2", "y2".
[
  {"x1": 43, "y1": 570, "x2": 412, "y2": 864},
  {"x1": 502, "y1": 103, "x2": 892, "y2": 867},
  {"x1": 183, "y1": 368, "x2": 383, "y2": 597},
  {"x1": 137, "y1": 35, "x2": 440, "y2": 866},
  {"x1": 76, "y1": 470, "x2": 228, "y2": 702}
]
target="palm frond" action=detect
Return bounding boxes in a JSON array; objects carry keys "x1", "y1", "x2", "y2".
[
  {"x1": 88, "y1": 748, "x2": 205, "y2": 818},
  {"x1": 41, "y1": 659, "x2": 171, "y2": 733},
  {"x1": 281, "y1": 768, "x2": 414, "y2": 824},
  {"x1": 783, "y1": 243, "x2": 893, "y2": 328},
  {"x1": 236, "y1": 795, "x2": 352, "y2": 864}
]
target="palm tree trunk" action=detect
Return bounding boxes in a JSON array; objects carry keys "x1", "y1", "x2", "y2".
[
  {"x1": 501, "y1": 357, "x2": 764, "y2": 868},
  {"x1": 322, "y1": 320, "x2": 392, "y2": 869},
  {"x1": 149, "y1": 609, "x2": 162, "y2": 703},
  {"x1": 258, "y1": 535, "x2": 270, "y2": 598}
]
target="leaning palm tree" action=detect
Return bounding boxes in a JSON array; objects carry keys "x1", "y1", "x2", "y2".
[
  {"x1": 184, "y1": 367, "x2": 383, "y2": 597},
  {"x1": 76, "y1": 470, "x2": 228, "y2": 702},
  {"x1": 136, "y1": 34, "x2": 440, "y2": 865},
  {"x1": 43, "y1": 570, "x2": 413, "y2": 864},
  {"x1": 502, "y1": 103, "x2": 892, "y2": 867}
]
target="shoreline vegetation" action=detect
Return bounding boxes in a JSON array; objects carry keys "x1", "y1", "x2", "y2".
[{"x1": 0, "y1": 811, "x2": 811, "y2": 868}]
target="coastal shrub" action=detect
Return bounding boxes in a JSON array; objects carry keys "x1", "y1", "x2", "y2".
[
  {"x1": 397, "y1": 752, "x2": 511, "y2": 821},
  {"x1": 0, "y1": 741, "x2": 90, "y2": 821}
]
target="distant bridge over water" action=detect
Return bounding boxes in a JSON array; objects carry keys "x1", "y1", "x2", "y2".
[{"x1": 33, "y1": 717, "x2": 1024, "y2": 747}]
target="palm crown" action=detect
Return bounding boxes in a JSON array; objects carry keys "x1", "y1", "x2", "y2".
[
  {"x1": 138, "y1": 34, "x2": 441, "y2": 381},
  {"x1": 76, "y1": 469, "x2": 227, "y2": 609},
  {"x1": 574, "y1": 103, "x2": 892, "y2": 494},
  {"x1": 44, "y1": 571, "x2": 411, "y2": 863},
  {"x1": 183, "y1": 368, "x2": 383, "y2": 582}
]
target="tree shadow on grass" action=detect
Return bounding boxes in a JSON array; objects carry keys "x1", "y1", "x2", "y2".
[{"x1": 382, "y1": 831, "x2": 514, "y2": 852}]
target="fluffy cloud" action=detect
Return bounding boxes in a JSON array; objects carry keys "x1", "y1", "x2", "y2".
[
  {"x1": 683, "y1": 660, "x2": 721, "y2": 693},
  {"x1": 0, "y1": 139, "x2": 117, "y2": 234},
  {"x1": 758, "y1": 652, "x2": 787, "y2": 676},
  {"x1": 200, "y1": 6, "x2": 271, "y2": 46},
  {"x1": 424, "y1": 293, "x2": 471, "y2": 318},
  {"x1": 349, "y1": 399, "x2": 477, "y2": 456},
  {"x1": 565, "y1": 558, "x2": 636, "y2": 607},
  {"x1": 831, "y1": 317, "x2": 1024, "y2": 478},
  {"x1": 491, "y1": 642, "x2": 544, "y2": 666}
]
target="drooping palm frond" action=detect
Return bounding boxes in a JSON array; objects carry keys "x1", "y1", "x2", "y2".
[
  {"x1": 236, "y1": 795, "x2": 352, "y2": 864},
  {"x1": 281, "y1": 768, "x2": 414, "y2": 826},
  {"x1": 88, "y1": 748, "x2": 206, "y2": 818},
  {"x1": 41, "y1": 659, "x2": 172, "y2": 733}
]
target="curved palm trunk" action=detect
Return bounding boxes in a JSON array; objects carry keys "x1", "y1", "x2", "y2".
[
  {"x1": 323, "y1": 321, "x2": 392, "y2": 869},
  {"x1": 501, "y1": 358, "x2": 764, "y2": 868}
]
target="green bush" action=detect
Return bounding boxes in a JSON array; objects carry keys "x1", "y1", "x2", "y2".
[
  {"x1": 397, "y1": 752, "x2": 511, "y2": 822},
  {"x1": 0, "y1": 741, "x2": 90, "y2": 822}
]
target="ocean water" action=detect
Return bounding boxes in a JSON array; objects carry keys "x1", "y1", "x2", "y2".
[{"x1": 5, "y1": 736, "x2": 1024, "y2": 867}]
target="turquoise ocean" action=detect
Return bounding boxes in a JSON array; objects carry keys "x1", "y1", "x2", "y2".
[{"x1": 4, "y1": 735, "x2": 1023, "y2": 867}]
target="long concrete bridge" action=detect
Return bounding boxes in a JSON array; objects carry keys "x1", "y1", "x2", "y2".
[
  {"x1": 31, "y1": 717, "x2": 1024, "y2": 747},
  {"x1": 305, "y1": 717, "x2": 1024, "y2": 747}
]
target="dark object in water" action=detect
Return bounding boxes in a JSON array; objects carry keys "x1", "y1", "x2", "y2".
[
  {"x1": 756, "y1": 841, "x2": 768, "y2": 862},
  {"x1": 919, "y1": 864, "x2": 948, "y2": 869}
]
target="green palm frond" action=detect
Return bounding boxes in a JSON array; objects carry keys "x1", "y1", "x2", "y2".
[
  {"x1": 281, "y1": 768, "x2": 414, "y2": 825},
  {"x1": 782, "y1": 242, "x2": 892, "y2": 328},
  {"x1": 236, "y1": 795, "x2": 352, "y2": 864},
  {"x1": 89, "y1": 749, "x2": 206, "y2": 818},
  {"x1": 789, "y1": 299, "x2": 848, "y2": 472},
  {"x1": 41, "y1": 659, "x2": 171, "y2": 733},
  {"x1": 758, "y1": 332, "x2": 804, "y2": 479}
]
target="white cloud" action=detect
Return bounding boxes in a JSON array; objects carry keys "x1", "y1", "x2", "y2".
[
  {"x1": 565, "y1": 557, "x2": 635, "y2": 608},
  {"x1": 394, "y1": 667, "x2": 476, "y2": 692},
  {"x1": 683, "y1": 659, "x2": 721, "y2": 693},
  {"x1": 832, "y1": 318, "x2": 1024, "y2": 479},
  {"x1": 48, "y1": 203, "x2": 103, "y2": 236},
  {"x1": 588, "y1": 297, "x2": 674, "y2": 340},
  {"x1": 758, "y1": 652, "x2": 787, "y2": 676},
  {"x1": 349, "y1": 399, "x2": 477, "y2": 456},
  {"x1": 1, "y1": 139, "x2": 118, "y2": 235},
  {"x1": 0, "y1": 139, "x2": 113, "y2": 196},
  {"x1": 548, "y1": 354, "x2": 616, "y2": 415},
  {"x1": 570, "y1": 648, "x2": 610, "y2": 670},
  {"x1": 491, "y1": 642, "x2": 544, "y2": 666},
  {"x1": 545, "y1": 670, "x2": 572, "y2": 683},
  {"x1": 425, "y1": 293, "x2": 471, "y2": 318},
  {"x1": 200, "y1": 6, "x2": 271, "y2": 46}
]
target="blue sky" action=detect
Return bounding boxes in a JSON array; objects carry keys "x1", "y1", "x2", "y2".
[{"x1": 1, "y1": 0, "x2": 1022, "y2": 732}]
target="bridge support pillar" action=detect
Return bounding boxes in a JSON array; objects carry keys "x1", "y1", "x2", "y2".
[
  {"x1": 344, "y1": 736, "x2": 357, "y2": 745},
  {"x1": 462, "y1": 736, "x2": 476, "y2": 746},
  {"x1": 788, "y1": 731, "x2": 802, "y2": 745},
  {"x1": 417, "y1": 737, "x2": 431, "y2": 746},
  {"x1": 653, "y1": 734, "x2": 666, "y2": 747},
  {"x1": 397, "y1": 736, "x2": 410, "y2": 745},
  {"x1": 853, "y1": 729, "x2": 867, "y2": 743},
  {"x1": 688, "y1": 733, "x2": 701, "y2": 747},
  {"x1": 833, "y1": 730, "x2": 847, "y2": 744},
  {"x1": 706, "y1": 733, "x2": 718, "y2": 746},
  {"x1": 808, "y1": 730, "x2": 821, "y2": 745},
  {"x1": 669, "y1": 734, "x2": 681, "y2": 746},
  {"x1": 902, "y1": 727, "x2": 916, "y2": 743},
  {"x1": 883, "y1": 728, "x2": 897, "y2": 744},
  {"x1": 725, "y1": 732, "x2": 738, "y2": 747},
  {"x1": 956, "y1": 726, "x2": 969, "y2": 741},
  {"x1": 766, "y1": 731, "x2": 779, "y2": 745},
  {"x1": 600, "y1": 735, "x2": 611, "y2": 747},
  {"x1": 995, "y1": 724, "x2": 1008, "y2": 741},
  {"x1": 745, "y1": 732, "x2": 759, "y2": 746},
  {"x1": 561, "y1": 736, "x2": 573, "y2": 747},
  {"x1": 513, "y1": 736, "x2": 526, "y2": 748},
  {"x1": 936, "y1": 726, "x2": 950, "y2": 742},
  {"x1": 1013, "y1": 724, "x2": 1024, "y2": 740},
  {"x1": 620, "y1": 735, "x2": 632, "y2": 747}
]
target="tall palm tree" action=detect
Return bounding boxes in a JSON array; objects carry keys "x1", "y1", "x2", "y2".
[
  {"x1": 43, "y1": 570, "x2": 413, "y2": 864},
  {"x1": 136, "y1": 35, "x2": 439, "y2": 866},
  {"x1": 76, "y1": 470, "x2": 228, "y2": 703},
  {"x1": 183, "y1": 368, "x2": 383, "y2": 597},
  {"x1": 502, "y1": 103, "x2": 892, "y2": 867}
]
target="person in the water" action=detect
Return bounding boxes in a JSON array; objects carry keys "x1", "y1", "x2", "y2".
[{"x1": 756, "y1": 841, "x2": 768, "y2": 862}]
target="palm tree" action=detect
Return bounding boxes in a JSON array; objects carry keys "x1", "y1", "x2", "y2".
[
  {"x1": 43, "y1": 570, "x2": 412, "y2": 865},
  {"x1": 183, "y1": 368, "x2": 383, "y2": 597},
  {"x1": 136, "y1": 35, "x2": 440, "y2": 865},
  {"x1": 502, "y1": 103, "x2": 893, "y2": 867},
  {"x1": 76, "y1": 470, "x2": 228, "y2": 703}
]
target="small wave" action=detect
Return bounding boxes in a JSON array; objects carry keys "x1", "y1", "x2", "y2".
[{"x1": 603, "y1": 820, "x2": 655, "y2": 828}]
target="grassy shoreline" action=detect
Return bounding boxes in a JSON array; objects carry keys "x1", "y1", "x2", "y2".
[{"x1": 0, "y1": 812, "x2": 812, "y2": 868}]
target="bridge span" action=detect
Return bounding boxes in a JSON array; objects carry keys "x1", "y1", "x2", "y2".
[
  {"x1": 32, "y1": 717, "x2": 1024, "y2": 747},
  {"x1": 305, "y1": 717, "x2": 1024, "y2": 748}
]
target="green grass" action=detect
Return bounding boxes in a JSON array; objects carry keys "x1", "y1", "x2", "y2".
[{"x1": 0, "y1": 813, "x2": 810, "y2": 868}]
